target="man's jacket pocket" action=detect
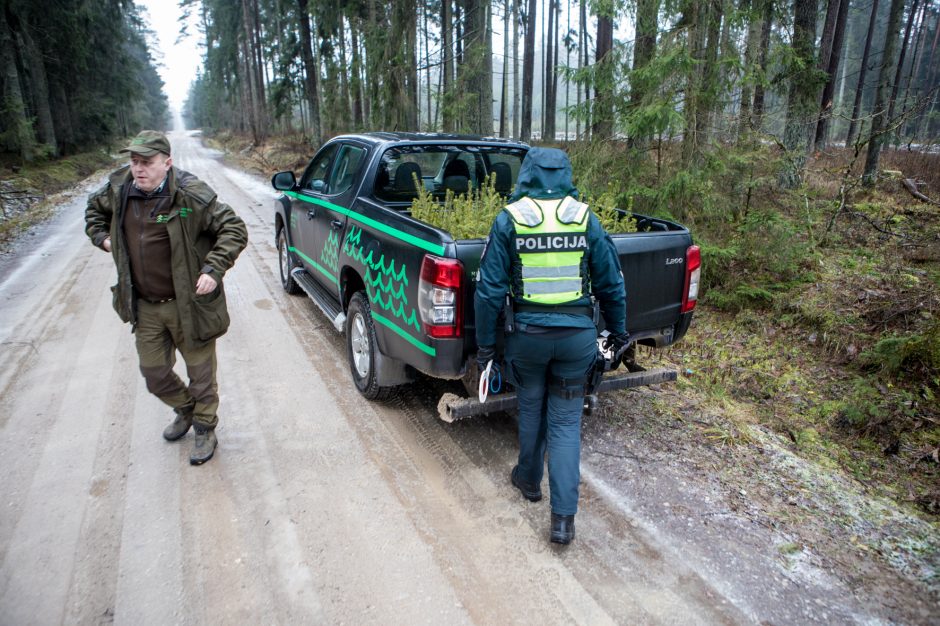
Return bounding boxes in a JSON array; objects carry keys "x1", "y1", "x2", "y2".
[
  {"x1": 190, "y1": 286, "x2": 230, "y2": 342},
  {"x1": 111, "y1": 284, "x2": 131, "y2": 323}
]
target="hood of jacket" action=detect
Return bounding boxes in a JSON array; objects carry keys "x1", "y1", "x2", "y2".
[{"x1": 509, "y1": 147, "x2": 579, "y2": 202}]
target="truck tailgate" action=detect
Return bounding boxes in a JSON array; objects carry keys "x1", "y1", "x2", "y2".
[{"x1": 613, "y1": 229, "x2": 690, "y2": 336}]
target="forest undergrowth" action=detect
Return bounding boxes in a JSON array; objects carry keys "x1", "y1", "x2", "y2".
[
  {"x1": 211, "y1": 131, "x2": 940, "y2": 592},
  {"x1": 577, "y1": 138, "x2": 939, "y2": 511}
]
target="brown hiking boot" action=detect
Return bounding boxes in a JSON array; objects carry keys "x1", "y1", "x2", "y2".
[
  {"x1": 163, "y1": 405, "x2": 193, "y2": 442},
  {"x1": 190, "y1": 428, "x2": 217, "y2": 465}
]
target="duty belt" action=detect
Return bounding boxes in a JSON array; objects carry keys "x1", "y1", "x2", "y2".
[{"x1": 514, "y1": 303, "x2": 594, "y2": 317}]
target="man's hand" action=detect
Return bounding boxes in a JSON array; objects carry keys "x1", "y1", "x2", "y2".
[
  {"x1": 102, "y1": 237, "x2": 112, "y2": 252},
  {"x1": 195, "y1": 273, "x2": 218, "y2": 296}
]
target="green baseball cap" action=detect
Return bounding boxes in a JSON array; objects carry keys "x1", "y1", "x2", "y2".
[{"x1": 120, "y1": 130, "x2": 171, "y2": 157}]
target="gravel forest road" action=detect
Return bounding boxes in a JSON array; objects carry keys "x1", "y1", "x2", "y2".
[{"x1": 0, "y1": 131, "x2": 921, "y2": 625}]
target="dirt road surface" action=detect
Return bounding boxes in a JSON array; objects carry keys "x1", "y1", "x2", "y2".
[{"x1": 0, "y1": 131, "x2": 930, "y2": 625}]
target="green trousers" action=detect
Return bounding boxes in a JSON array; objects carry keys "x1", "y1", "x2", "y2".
[{"x1": 135, "y1": 299, "x2": 219, "y2": 430}]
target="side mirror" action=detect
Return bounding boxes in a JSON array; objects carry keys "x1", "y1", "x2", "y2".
[{"x1": 271, "y1": 171, "x2": 297, "y2": 191}]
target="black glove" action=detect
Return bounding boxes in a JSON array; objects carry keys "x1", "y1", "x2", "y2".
[
  {"x1": 476, "y1": 345, "x2": 496, "y2": 373},
  {"x1": 606, "y1": 332, "x2": 631, "y2": 367}
]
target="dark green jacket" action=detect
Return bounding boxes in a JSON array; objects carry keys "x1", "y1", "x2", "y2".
[
  {"x1": 474, "y1": 208, "x2": 626, "y2": 347},
  {"x1": 85, "y1": 165, "x2": 248, "y2": 347}
]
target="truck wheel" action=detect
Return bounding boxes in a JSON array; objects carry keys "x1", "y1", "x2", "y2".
[
  {"x1": 346, "y1": 292, "x2": 396, "y2": 401},
  {"x1": 277, "y1": 227, "x2": 301, "y2": 294}
]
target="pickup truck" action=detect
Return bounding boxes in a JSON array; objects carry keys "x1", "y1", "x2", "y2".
[{"x1": 271, "y1": 132, "x2": 700, "y2": 403}]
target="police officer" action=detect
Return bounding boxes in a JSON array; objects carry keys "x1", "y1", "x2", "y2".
[{"x1": 474, "y1": 147, "x2": 628, "y2": 544}]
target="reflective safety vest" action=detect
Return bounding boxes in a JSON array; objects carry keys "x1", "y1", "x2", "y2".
[{"x1": 505, "y1": 196, "x2": 591, "y2": 306}]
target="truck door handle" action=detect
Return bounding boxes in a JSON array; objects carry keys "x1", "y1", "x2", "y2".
[
  {"x1": 330, "y1": 219, "x2": 343, "y2": 230},
  {"x1": 307, "y1": 208, "x2": 316, "y2": 219}
]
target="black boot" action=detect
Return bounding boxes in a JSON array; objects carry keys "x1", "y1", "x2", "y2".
[
  {"x1": 550, "y1": 513, "x2": 575, "y2": 544},
  {"x1": 511, "y1": 465, "x2": 542, "y2": 502},
  {"x1": 163, "y1": 404, "x2": 193, "y2": 442},
  {"x1": 190, "y1": 427, "x2": 217, "y2": 465}
]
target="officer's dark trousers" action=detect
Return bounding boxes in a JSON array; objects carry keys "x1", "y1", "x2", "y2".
[
  {"x1": 505, "y1": 326, "x2": 596, "y2": 516},
  {"x1": 135, "y1": 299, "x2": 219, "y2": 430}
]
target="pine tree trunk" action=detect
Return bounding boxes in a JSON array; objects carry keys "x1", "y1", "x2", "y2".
[
  {"x1": 520, "y1": 0, "x2": 536, "y2": 141},
  {"x1": 339, "y1": 18, "x2": 351, "y2": 127},
  {"x1": 737, "y1": 0, "x2": 759, "y2": 136},
  {"x1": 406, "y1": 1, "x2": 419, "y2": 130},
  {"x1": 251, "y1": 0, "x2": 267, "y2": 130},
  {"x1": 630, "y1": 0, "x2": 660, "y2": 115},
  {"x1": 462, "y1": 0, "x2": 492, "y2": 135},
  {"x1": 901, "y1": 2, "x2": 929, "y2": 138},
  {"x1": 241, "y1": 0, "x2": 265, "y2": 142},
  {"x1": 12, "y1": 20, "x2": 56, "y2": 155},
  {"x1": 863, "y1": 0, "x2": 907, "y2": 185},
  {"x1": 424, "y1": 3, "x2": 433, "y2": 130},
  {"x1": 384, "y1": 0, "x2": 418, "y2": 130},
  {"x1": 442, "y1": 0, "x2": 455, "y2": 132},
  {"x1": 751, "y1": 0, "x2": 773, "y2": 130},
  {"x1": 592, "y1": 10, "x2": 615, "y2": 139},
  {"x1": 580, "y1": 0, "x2": 591, "y2": 137},
  {"x1": 512, "y1": 0, "x2": 520, "y2": 139},
  {"x1": 500, "y1": 0, "x2": 510, "y2": 136},
  {"x1": 320, "y1": 16, "x2": 340, "y2": 137},
  {"x1": 565, "y1": 0, "x2": 572, "y2": 140},
  {"x1": 51, "y1": 82, "x2": 75, "y2": 154},
  {"x1": 886, "y1": 0, "x2": 920, "y2": 143},
  {"x1": 544, "y1": 0, "x2": 556, "y2": 140},
  {"x1": 297, "y1": 0, "x2": 322, "y2": 142},
  {"x1": 813, "y1": 0, "x2": 850, "y2": 151},
  {"x1": 350, "y1": 16, "x2": 364, "y2": 129},
  {"x1": 682, "y1": 0, "x2": 708, "y2": 165},
  {"x1": 0, "y1": 7, "x2": 34, "y2": 160},
  {"x1": 551, "y1": 0, "x2": 560, "y2": 138},
  {"x1": 847, "y1": 0, "x2": 881, "y2": 146},
  {"x1": 816, "y1": 0, "x2": 842, "y2": 90},
  {"x1": 777, "y1": 0, "x2": 819, "y2": 188},
  {"x1": 696, "y1": 0, "x2": 722, "y2": 145},
  {"x1": 366, "y1": 0, "x2": 382, "y2": 129}
]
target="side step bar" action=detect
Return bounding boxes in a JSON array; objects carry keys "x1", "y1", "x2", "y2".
[
  {"x1": 437, "y1": 367, "x2": 677, "y2": 422},
  {"x1": 291, "y1": 268, "x2": 346, "y2": 332}
]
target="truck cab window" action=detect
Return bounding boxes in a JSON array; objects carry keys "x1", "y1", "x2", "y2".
[
  {"x1": 374, "y1": 145, "x2": 526, "y2": 204},
  {"x1": 300, "y1": 144, "x2": 338, "y2": 193},
  {"x1": 328, "y1": 145, "x2": 367, "y2": 196}
]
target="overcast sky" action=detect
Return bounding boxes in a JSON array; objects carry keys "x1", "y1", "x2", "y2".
[{"x1": 138, "y1": 0, "x2": 203, "y2": 112}]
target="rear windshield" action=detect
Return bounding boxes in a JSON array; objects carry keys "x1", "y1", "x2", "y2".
[{"x1": 373, "y1": 144, "x2": 527, "y2": 203}]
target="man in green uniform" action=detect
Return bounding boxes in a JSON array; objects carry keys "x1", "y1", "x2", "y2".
[
  {"x1": 474, "y1": 147, "x2": 628, "y2": 544},
  {"x1": 85, "y1": 130, "x2": 248, "y2": 465}
]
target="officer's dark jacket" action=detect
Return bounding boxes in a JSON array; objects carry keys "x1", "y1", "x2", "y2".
[
  {"x1": 85, "y1": 165, "x2": 248, "y2": 347},
  {"x1": 474, "y1": 148, "x2": 626, "y2": 347}
]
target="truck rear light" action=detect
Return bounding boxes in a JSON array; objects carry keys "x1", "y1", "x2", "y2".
[
  {"x1": 681, "y1": 245, "x2": 701, "y2": 313},
  {"x1": 419, "y1": 255, "x2": 463, "y2": 338}
]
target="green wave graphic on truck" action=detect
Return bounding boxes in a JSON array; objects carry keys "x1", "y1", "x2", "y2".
[
  {"x1": 321, "y1": 230, "x2": 339, "y2": 272},
  {"x1": 344, "y1": 226, "x2": 421, "y2": 332}
]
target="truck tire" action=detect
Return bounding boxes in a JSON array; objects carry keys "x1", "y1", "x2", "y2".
[
  {"x1": 346, "y1": 292, "x2": 396, "y2": 401},
  {"x1": 277, "y1": 227, "x2": 301, "y2": 294}
]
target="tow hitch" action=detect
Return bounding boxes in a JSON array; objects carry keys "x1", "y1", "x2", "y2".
[{"x1": 437, "y1": 367, "x2": 677, "y2": 422}]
